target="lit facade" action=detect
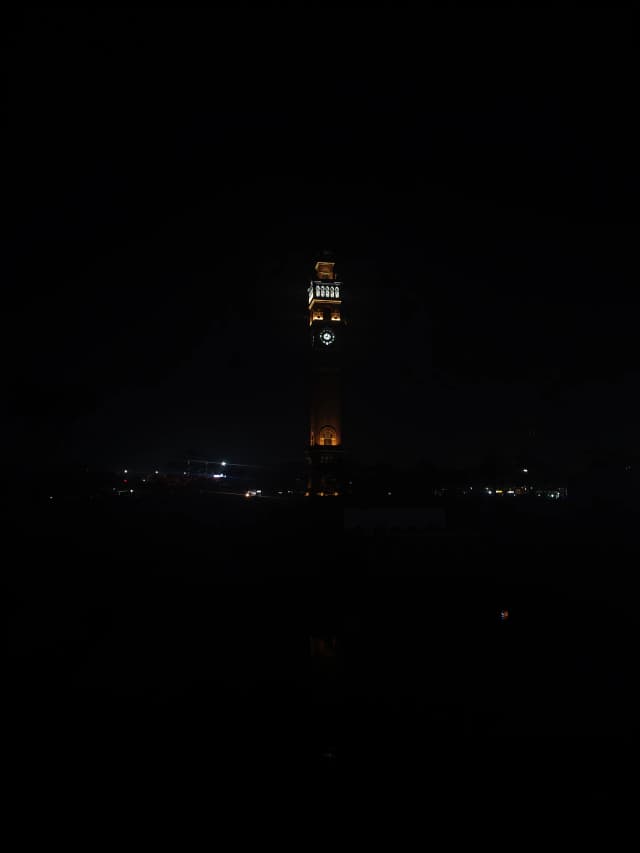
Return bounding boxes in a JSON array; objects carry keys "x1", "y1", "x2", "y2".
[{"x1": 306, "y1": 253, "x2": 345, "y2": 495}]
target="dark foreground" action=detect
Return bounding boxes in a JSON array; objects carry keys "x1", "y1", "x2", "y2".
[{"x1": 3, "y1": 491, "x2": 636, "y2": 803}]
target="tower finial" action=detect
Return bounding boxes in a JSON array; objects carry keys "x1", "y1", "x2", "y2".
[
  {"x1": 315, "y1": 249, "x2": 335, "y2": 281},
  {"x1": 314, "y1": 257, "x2": 335, "y2": 281}
]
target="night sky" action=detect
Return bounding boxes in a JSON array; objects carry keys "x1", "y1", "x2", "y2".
[{"x1": 6, "y1": 8, "x2": 639, "y2": 476}]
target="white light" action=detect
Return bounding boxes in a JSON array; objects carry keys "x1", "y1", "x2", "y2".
[
  {"x1": 49, "y1": 495, "x2": 53, "y2": 500},
  {"x1": 155, "y1": 470, "x2": 159, "y2": 475},
  {"x1": 124, "y1": 469, "x2": 128, "y2": 474},
  {"x1": 221, "y1": 461, "x2": 227, "y2": 466},
  {"x1": 388, "y1": 491, "x2": 392, "y2": 496},
  {"x1": 522, "y1": 468, "x2": 528, "y2": 473},
  {"x1": 130, "y1": 489, "x2": 134, "y2": 493}
]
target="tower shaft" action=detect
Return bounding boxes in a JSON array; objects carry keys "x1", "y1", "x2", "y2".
[{"x1": 306, "y1": 255, "x2": 345, "y2": 496}]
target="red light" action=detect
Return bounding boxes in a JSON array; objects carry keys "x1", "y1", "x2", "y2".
[{"x1": 123, "y1": 479, "x2": 128, "y2": 484}]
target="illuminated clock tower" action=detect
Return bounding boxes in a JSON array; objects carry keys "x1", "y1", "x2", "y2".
[{"x1": 306, "y1": 252, "x2": 345, "y2": 496}]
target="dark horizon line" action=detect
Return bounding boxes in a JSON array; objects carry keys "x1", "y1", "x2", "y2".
[{"x1": 5, "y1": 453, "x2": 634, "y2": 477}]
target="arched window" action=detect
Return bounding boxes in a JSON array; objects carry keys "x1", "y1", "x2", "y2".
[
  {"x1": 335, "y1": 286, "x2": 340, "y2": 298},
  {"x1": 330, "y1": 286, "x2": 334, "y2": 297},
  {"x1": 319, "y1": 426, "x2": 337, "y2": 446}
]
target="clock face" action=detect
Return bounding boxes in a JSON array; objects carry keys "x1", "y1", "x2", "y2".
[{"x1": 319, "y1": 328, "x2": 335, "y2": 346}]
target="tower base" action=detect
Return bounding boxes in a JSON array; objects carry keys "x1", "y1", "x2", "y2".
[{"x1": 305, "y1": 446, "x2": 345, "y2": 496}]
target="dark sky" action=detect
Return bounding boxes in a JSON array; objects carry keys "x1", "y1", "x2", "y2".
[{"x1": 5, "y1": 8, "x2": 639, "y2": 474}]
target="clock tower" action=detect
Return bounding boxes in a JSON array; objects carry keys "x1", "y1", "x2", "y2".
[{"x1": 306, "y1": 251, "x2": 345, "y2": 496}]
